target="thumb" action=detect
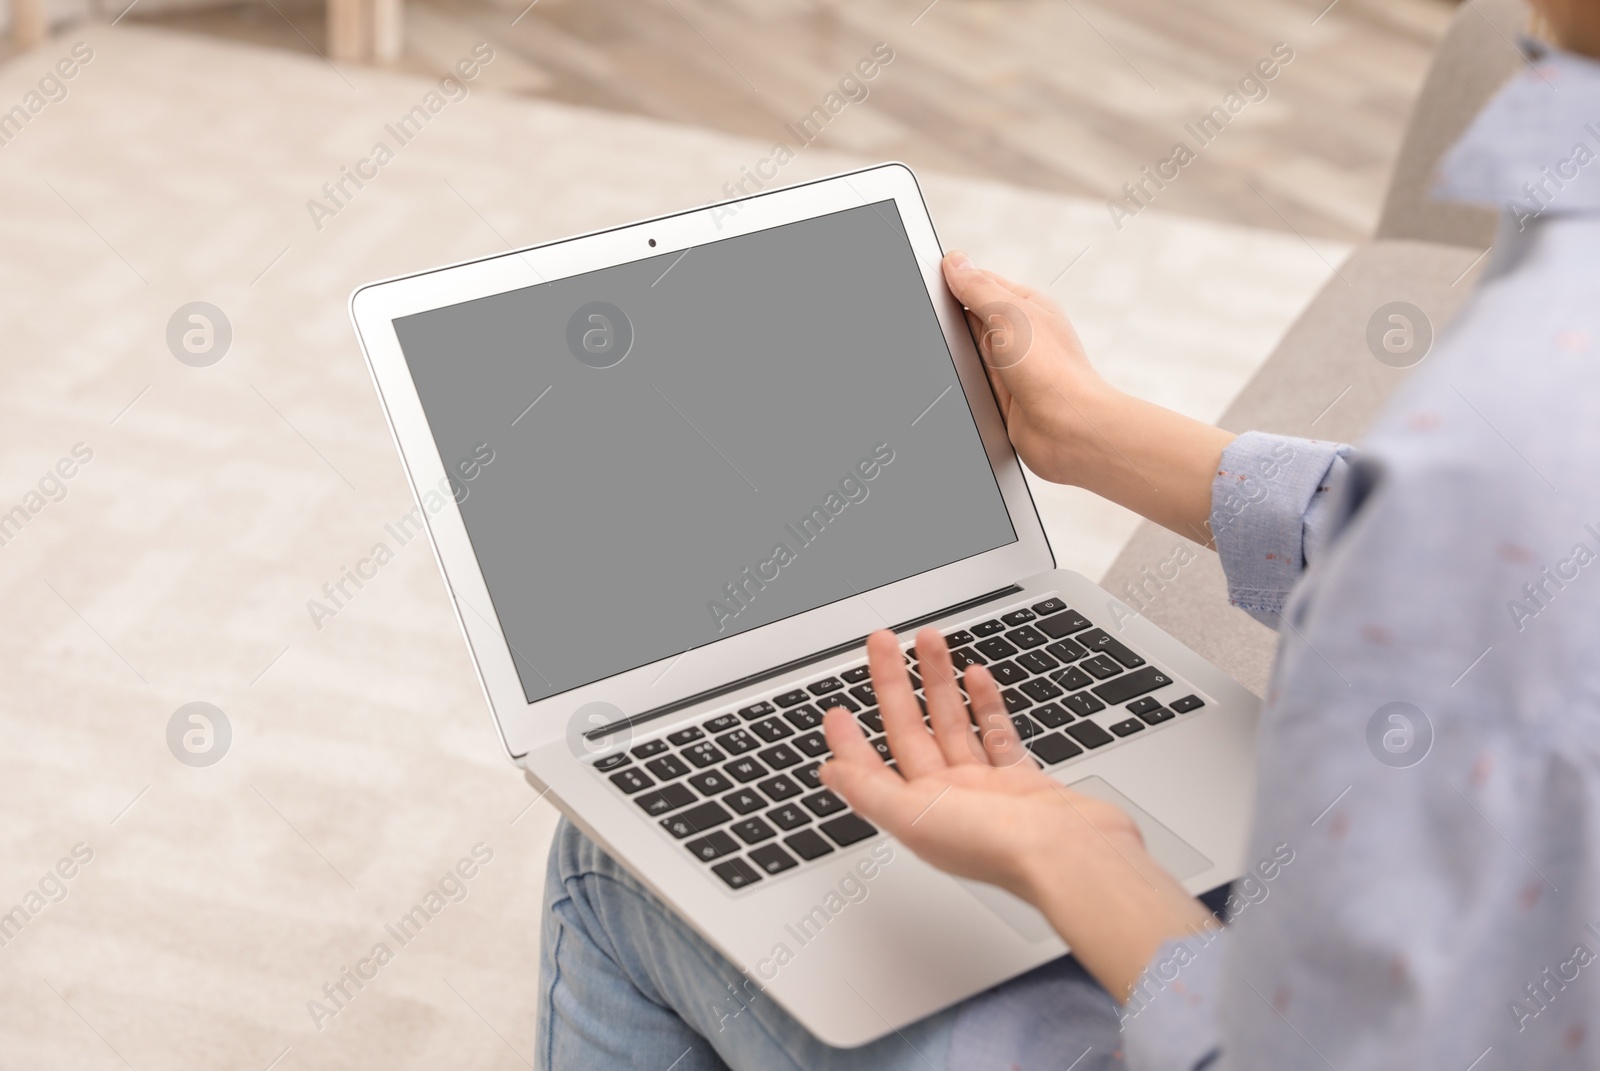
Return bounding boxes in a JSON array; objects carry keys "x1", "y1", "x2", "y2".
[
  {"x1": 942, "y1": 252, "x2": 1042, "y2": 377},
  {"x1": 942, "y1": 250, "x2": 1021, "y2": 311}
]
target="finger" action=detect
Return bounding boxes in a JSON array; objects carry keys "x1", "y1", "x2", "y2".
[
  {"x1": 821, "y1": 704, "x2": 883, "y2": 767},
  {"x1": 819, "y1": 749, "x2": 944, "y2": 838},
  {"x1": 964, "y1": 664, "x2": 1032, "y2": 770},
  {"x1": 916, "y1": 627, "x2": 986, "y2": 765},
  {"x1": 942, "y1": 251, "x2": 1028, "y2": 311},
  {"x1": 943, "y1": 253, "x2": 1058, "y2": 396},
  {"x1": 978, "y1": 267, "x2": 1052, "y2": 305},
  {"x1": 865, "y1": 630, "x2": 944, "y2": 776},
  {"x1": 965, "y1": 307, "x2": 1015, "y2": 418}
]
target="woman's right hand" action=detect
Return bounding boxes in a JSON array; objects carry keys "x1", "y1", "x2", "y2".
[
  {"x1": 941, "y1": 250, "x2": 1118, "y2": 488},
  {"x1": 941, "y1": 250, "x2": 1235, "y2": 545}
]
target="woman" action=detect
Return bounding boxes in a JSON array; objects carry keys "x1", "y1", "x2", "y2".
[{"x1": 537, "y1": 4, "x2": 1600, "y2": 1067}]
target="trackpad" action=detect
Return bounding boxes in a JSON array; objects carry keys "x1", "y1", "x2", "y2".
[
  {"x1": 1068, "y1": 775, "x2": 1212, "y2": 882},
  {"x1": 955, "y1": 776, "x2": 1211, "y2": 944}
]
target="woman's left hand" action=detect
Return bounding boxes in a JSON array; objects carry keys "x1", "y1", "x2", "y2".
[{"x1": 818, "y1": 626, "x2": 1217, "y2": 1001}]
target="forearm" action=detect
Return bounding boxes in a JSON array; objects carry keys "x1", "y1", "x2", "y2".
[{"x1": 1067, "y1": 385, "x2": 1236, "y2": 549}]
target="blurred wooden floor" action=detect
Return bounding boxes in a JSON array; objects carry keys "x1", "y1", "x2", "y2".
[{"x1": 119, "y1": 0, "x2": 1459, "y2": 241}]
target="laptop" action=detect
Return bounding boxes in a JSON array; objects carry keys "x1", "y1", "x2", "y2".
[{"x1": 350, "y1": 163, "x2": 1260, "y2": 1047}]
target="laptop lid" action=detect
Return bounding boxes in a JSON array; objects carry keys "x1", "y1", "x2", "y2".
[{"x1": 351, "y1": 164, "x2": 1054, "y2": 760}]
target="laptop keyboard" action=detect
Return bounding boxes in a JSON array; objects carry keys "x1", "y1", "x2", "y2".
[{"x1": 590, "y1": 595, "x2": 1206, "y2": 891}]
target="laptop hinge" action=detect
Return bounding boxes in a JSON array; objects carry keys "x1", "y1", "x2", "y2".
[{"x1": 584, "y1": 584, "x2": 1025, "y2": 741}]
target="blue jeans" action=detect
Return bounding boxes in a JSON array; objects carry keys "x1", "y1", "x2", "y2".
[{"x1": 536, "y1": 818, "x2": 1128, "y2": 1071}]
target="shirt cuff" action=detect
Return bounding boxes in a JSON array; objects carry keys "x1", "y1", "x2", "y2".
[
  {"x1": 1209, "y1": 432, "x2": 1352, "y2": 629},
  {"x1": 1120, "y1": 928, "x2": 1229, "y2": 1071}
]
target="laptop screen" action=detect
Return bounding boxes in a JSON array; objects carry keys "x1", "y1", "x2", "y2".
[{"x1": 394, "y1": 199, "x2": 1017, "y2": 704}]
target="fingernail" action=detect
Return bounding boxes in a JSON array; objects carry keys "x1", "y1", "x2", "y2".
[{"x1": 946, "y1": 250, "x2": 972, "y2": 271}]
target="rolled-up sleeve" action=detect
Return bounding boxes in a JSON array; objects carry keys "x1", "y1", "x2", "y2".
[{"x1": 1208, "y1": 432, "x2": 1354, "y2": 628}]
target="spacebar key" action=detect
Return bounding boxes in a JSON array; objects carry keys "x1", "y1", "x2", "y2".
[{"x1": 1091, "y1": 666, "x2": 1173, "y2": 705}]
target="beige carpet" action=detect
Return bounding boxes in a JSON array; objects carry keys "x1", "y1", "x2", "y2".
[{"x1": 0, "y1": 26, "x2": 1345, "y2": 1069}]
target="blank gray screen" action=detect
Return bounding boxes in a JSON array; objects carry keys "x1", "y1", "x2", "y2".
[{"x1": 394, "y1": 200, "x2": 1016, "y2": 703}]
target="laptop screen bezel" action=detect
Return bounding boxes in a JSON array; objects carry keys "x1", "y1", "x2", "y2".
[{"x1": 350, "y1": 163, "x2": 1056, "y2": 761}]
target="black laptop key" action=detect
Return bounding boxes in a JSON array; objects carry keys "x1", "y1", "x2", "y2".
[
  {"x1": 758, "y1": 773, "x2": 802, "y2": 801},
  {"x1": 943, "y1": 629, "x2": 975, "y2": 647},
  {"x1": 1092, "y1": 666, "x2": 1173, "y2": 705},
  {"x1": 974, "y1": 637, "x2": 1018, "y2": 660},
  {"x1": 1109, "y1": 717, "x2": 1145, "y2": 737},
  {"x1": 840, "y1": 665, "x2": 872, "y2": 684},
  {"x1": 731, "y1": 816, "x2": 777, "y2": 844},
  {"x1": 793, "y1": 762, "x2": 823, "y2": 790},
  {"x1": 849, "y1": 683, "x2": 877, "y2": 706},
  {"x1": 748, "y1": 843, "x2": 799, "y2": 875},
  {"x1": 1001, "y1": 688, "x2": 1032, "y2": 713},
  {"x1": 784, "y1": 705, "x2": 824, "y2": 730},
  {"x1": 869, "y1": 738, "x2": 893, "y2": 762},
  {"x1": 1045, "y1": 638, "x2": 1088, "y2": 663},
  {"x1": 1170, "y1": 694, "x2": 1205, "y2": 714},
  {"x1": 971, "y1": 619, "x2": 1006, "y2": 637},
  {"x1": 594, "y1": 753, "x2": 631, "y2": 771},
  {"x1": 1010, "y1": 713, "x2": 1042, "y2": 739},
  {"x1": 725, "y1": 757, "x2": 768, "y2": 783},
  {"x1": 1075, "y1": 629, "x2": 1147, "y2": 669},
  {"x1": 686, "y1": 830, "x2": 740, "y2": 861},
  {"x1": 1127, "y1": 697, "x2": 1161, "y2": 716},
  {"x1": 818, "y1": 693, "x2": 859, "y2": 713},
  {"x1": 784, "y1": 829, "x2": 835, "y2": 861},
  {"x1": 1007, "y1": 625, "x2": 1047, "y2": 650},
  {"x1": 801, "y1": 789, "x2": 848, "y2": 817},
  {"x1": 1020, "y1": 678, "x2": 1064, "y2": 703},
  {"x1": 773, "y1": 690, "x2": 810, "y2": 708},
  {"x1": 793, "y1": 731, "x2": 830, "y2": 758},
  {"x1": 704, "y1": 713, "x2": 741, "y2": 734},
  {"x1": 710, "y1": 857, "x2": 762, "y2": 889},
  {"x1": 986, "y1": 660, "x2": 1027, "y2": 686},
  {"x1": 666, "y1": 726, "x2": 705, "y2": 747},
  {"x1": 1032, "y1": 702, "x2": 1072, "y2": 728},
  {"x1": 1052, "y1": 666, "x2": 1093, "y2": 692},
  {"x1": 749, "y1": 717, "x2": 794, "y2": 743},
  {"x1": 687, "y1": 769, "x2": 734, "y2": 796},
  {"x1": 807, "y1": 677, "x2": 844, "y2": 697},
  {"x1": 609, "y1": 768, "x2": 653, "y2": 794},
  {"x1": 1063, "y1": 720, "x2": 1114, "y2": 749},
  {"x1": 631, "y1": 739, "x2": 669, "y2": 759},
  {"x1": 661, "y1": 801, "x2": 732, "y2": 839},
  {"x1": 766, "y1": 803, "x2": 808, "y2": 831},
  {"x1": 856, "y1": 708, "x2": 884, "y2": 734},
  {"x1": 757, "y1": 743, "x2": 802, "y2": 769},
  {"x1": 1028, "y1": 732, "x2": 1083, "y2": 765},
  {"x1": 739, "y1": 701, "x2": 777, "y2": 720},
  {"x1": 724, "y1": 787, "x2": 766, "y2": 814},
  {"x1": 716, "y1": 728, "x2": 759, "y2": 755},
  {"x1": 820, "y1": 813, "x2": 877, "y2": 846},
  {"x1": 1064, "y1": 692, "x2": 1106, "y2": 717},
  {"x1": 906, "y1": 671, "x2": 922, "y2": 690},
  {"x1": 1137, "y1": 705, "x2": 1176, "y2": 725},
  {"x1": 684, "y1": 742, "x2": 727, "y2": 768},
  {"x1": 1037, "y1": 610, "x2": 1092, "y2": 638},
  {"x1": 1031, "y1": 597, "x2": 1067, "y2": 616},
  {"x1": 949, "y1": 647, "x2": 987, "y2": 671},
  {"x1": 635, "y1": 783, "x2": 696, "y2": 816},
  {"x1": 645, "y1": 754, "x2": 690, "y2": 781},
  {"x1": 1001, "y1": 609, "x2": 1036, "y2": 626},
  {"x1": 1016, "y1": 650, "x2": 1059, "y2": 675},
  {"x1": 1081, "y1": 655, "x2": 1122, "y2": 680}
]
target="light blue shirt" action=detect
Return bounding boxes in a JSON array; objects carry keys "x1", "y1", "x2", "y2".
[{"x1": 1120, "y1": 41, "x2": 1600, "y2": 1071}]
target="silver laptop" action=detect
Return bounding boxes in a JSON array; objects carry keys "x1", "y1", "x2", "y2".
[{"x1": 350, "y1": 163, "x2": 1260, "y2": 1047}]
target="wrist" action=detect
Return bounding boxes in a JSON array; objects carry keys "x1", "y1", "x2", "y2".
[{"x1": 1015, "y1": 814, "x2": 1217, "y2": 1002}]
